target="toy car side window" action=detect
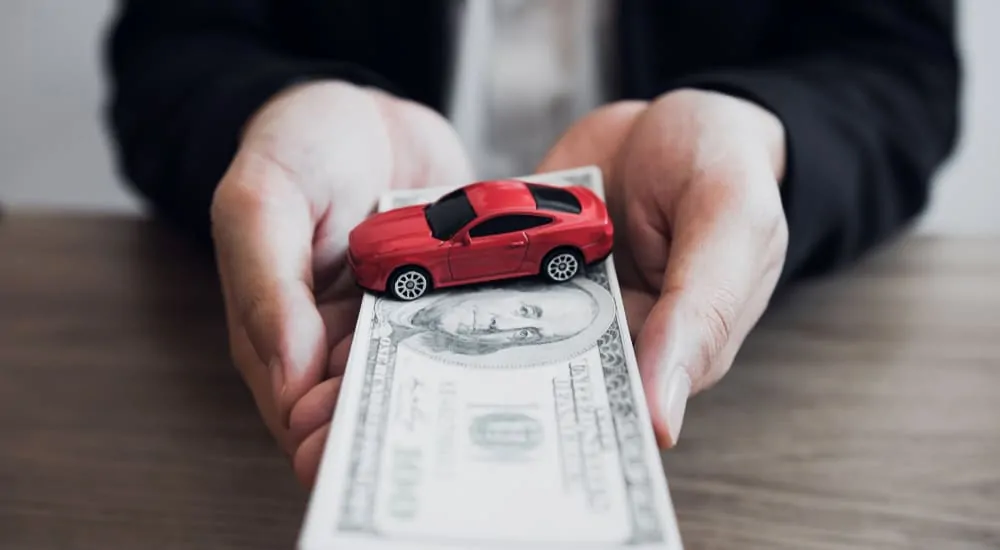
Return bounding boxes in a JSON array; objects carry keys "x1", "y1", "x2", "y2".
[
  {"x1": 469, "y1": 214, "x2": 551, "y2": 238},
  {"x1": 511, "y1": 214, "x2": 552, "y2": 231}
]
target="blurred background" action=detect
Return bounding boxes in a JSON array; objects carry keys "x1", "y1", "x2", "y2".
[{"x1": 1, "y1": 0, "x2": 997, "y2": 234}]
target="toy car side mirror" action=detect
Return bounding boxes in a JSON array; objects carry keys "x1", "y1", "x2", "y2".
[{"x1": 460, "y1": 233, "x2": 472, "y2": 245}]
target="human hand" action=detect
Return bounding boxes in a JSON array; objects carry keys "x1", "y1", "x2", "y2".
[
  {"x1": 536, "y1": 89, "x2": 788, "y2": 447},
  {"x1": 210, "y1": 81, "x2": 473, "y2": 486}
]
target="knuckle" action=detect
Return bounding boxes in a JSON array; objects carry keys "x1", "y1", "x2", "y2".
[
  {"x1": 706, "y1": 299, "x2": 734, "y2": 347},
  {"x1": 755, "y1": 197, "x2": 789, "y2": 275},
  {"x1": 769, "y1": 213, "x2": 790, "y2": 261},
  {"x1": 287, "y1": 412, "x2": 313, "y2": 448},
  {"x1": 753, "y1": 200, "x2": 788, "y2": 251},
  {"x1": 210, "y1": 180, "x2": 255, "y2": 249},
  {"x1": 209, "y1": 174, "x2": 240, "y2": 228},
  {"x1": 237, "y1": 284, "x2": 274, "y2": 333},
  {"x1": 733, "y1": 182, "x2": 788, "y2": 269},
  {"x1": 292, "y1": 446, "x2": 316, "y2": 488},
  {"x1": 695, "y1": 287, "x2": 739, "y2": 377},
  {"x1": 210, "y1": 158, "x2": 305, "y2": 239},
  {"x1": 743, "y1": 173, "x2": 785, "y2": 226},
  {"x1": 211, "y1": 171, "x2": 260, "y2": 225}
]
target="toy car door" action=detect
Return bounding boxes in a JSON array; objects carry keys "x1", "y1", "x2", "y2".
[{"x1": 448, "y1": 214, "x2": 549, "y2": 281}]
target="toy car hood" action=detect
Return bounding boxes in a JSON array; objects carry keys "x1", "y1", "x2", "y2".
[{"x1": 348, "y1": 204, "x2": 433, "y2": 257}]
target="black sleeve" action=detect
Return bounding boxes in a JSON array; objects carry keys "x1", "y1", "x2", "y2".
[
  {"x1": 671, "y1": 0, "x2": 961, "y2": 286},
  {"x1": 102, "y1": 0, "x2": 400, "y2": 245}
]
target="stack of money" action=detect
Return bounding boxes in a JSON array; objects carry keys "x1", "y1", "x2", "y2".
[{"x1": 298, "y1": 166, "x2": 684, "y2": 549}]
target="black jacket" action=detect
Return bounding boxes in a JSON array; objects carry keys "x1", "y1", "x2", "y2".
[{"x1": 103, "y1": 0, "x2": 961, "y2": 285}]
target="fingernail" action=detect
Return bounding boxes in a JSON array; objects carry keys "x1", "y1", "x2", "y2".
[
  {"x1": 658, "y1": 367, "x2": 692, "y2": 446},
  {"x1": 269, "y1": 358, "x2": 286, "y2": 405}
]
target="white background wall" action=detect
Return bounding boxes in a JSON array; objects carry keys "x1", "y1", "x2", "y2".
[
  {"x1": 1, "y1": 0, "x2": 997, "y2": 234},
  {"x1": 0, "y1": 0, "x2": 135, "y2": 212}
]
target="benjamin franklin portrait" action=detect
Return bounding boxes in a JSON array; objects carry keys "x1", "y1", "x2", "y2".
[{"x1": 375, "y1": 277, "x2": 616, "y2": 367}]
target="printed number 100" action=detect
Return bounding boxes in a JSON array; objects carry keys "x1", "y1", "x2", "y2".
[{"x1": 388, "y1": 446, "x2": 422, "y2": 521}]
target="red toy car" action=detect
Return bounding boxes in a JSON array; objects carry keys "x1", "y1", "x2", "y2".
[{"x1": 347, "y1": 179, "x2": 613, "y2": 300}]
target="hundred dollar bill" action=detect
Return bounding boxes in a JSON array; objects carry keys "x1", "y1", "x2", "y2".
[{"x1": 298, "y1": 166, "x2": 683, "y2": 550}]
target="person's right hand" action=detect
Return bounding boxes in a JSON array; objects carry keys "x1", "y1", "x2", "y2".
[{"x1": 209, "y1": 81, "x2": 473, "y2": 486}]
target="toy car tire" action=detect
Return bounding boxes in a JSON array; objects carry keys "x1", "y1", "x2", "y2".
[
  {"x1": 541, "y1": 248, "x2": 583, "y2": 283},
  {"x1": 388, "y1": 266, "x2": 432, "y2": 301}
]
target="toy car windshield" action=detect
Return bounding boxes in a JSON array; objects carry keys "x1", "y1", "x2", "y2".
[{"x1": 424, "y1": 188, "x2": 477, "y2": 240}]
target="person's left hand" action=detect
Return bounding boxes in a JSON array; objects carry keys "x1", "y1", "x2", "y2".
[{"x1": 535, "y1": 89, "x2": 789, "y2": 447}]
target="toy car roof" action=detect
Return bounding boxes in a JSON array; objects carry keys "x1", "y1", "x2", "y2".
[{"x1": 460, "y1": 179, "x2": 583, "y2": 215}]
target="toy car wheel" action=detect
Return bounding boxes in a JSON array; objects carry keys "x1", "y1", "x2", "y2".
[
  {"x1": 541, "y1": 248, "x2": 582, "y2": 283},
  {"x1": 388, "y1": 267, "x2": 431, "y2": 301}
]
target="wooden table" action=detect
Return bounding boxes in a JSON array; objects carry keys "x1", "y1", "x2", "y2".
[{"x1": 1, "y1": 212, "x2": 998, "y2": 550}]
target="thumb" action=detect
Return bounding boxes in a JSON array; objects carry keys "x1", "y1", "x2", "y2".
[
  {"x1": 211, "y1": 152, "x2": 329, "y2": 429},
  {"x1": 634, "y1": 183, "x2": 773, "y2": 447},
  {"x1": 635, "y1": 287, "x2": 745, "y2": 448}
]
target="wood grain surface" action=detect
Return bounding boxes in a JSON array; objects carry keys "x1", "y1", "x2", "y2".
[{"x1": 1, "y1": 212, "x2": 998, "y2": 550}]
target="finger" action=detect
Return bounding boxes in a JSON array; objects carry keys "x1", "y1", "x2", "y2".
[
  {"x1": 635, "y1": 171, "x2": 787, "y2": 447},
  {"x1": 621, "y1": 288, "x2": 655, "y2": 341},
  {"x1": 212, "y1": 153, "x2": 328, "y2": 430},
  {"x1": 316, "y1": 260, "x2": 362, "y2": 303},
  {"x1": 328, "y1": 333, "x2": 354, "y2": 378},
  {"x1": 318, "y1": 296, "x2": 362, "y2": 350},
  {"x1": 286, "y1": 331, "x2": 354, "y2": 449},
  {"x1": 229, "y1": 333, "x2": 296, "y2": 457},
  {"x1": 294, "y1": 423, "x2": 331, "y2": 488},
  {"x1": 288, "y1": 377, "x2": 343, "y2": 447}
]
